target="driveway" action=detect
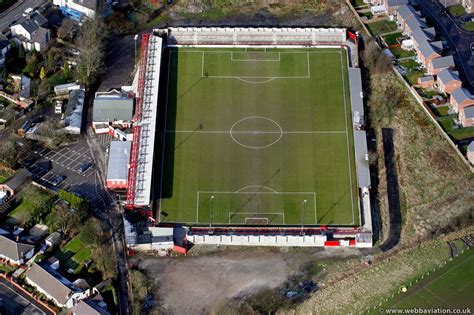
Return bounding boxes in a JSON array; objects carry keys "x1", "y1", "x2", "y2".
[
  {"x1": 0, "y1": 277, "x2": 53, "y2": 315},
  {"x1": 415, "y1": 0, "x2": 474, "y2": 92}
]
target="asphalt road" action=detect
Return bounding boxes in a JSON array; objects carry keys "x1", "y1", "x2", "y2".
[
  {"x1": 415, "y1": 0, "x2": 474, "y2": 92},
  {"x1": 0, "y1": 277, "x2": 53, "y2": 315},
  {"x1": 0, "y1": 0, "x2": 47, "y2": 32}
]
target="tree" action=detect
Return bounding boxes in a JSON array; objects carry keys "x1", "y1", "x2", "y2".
[
  {"x1": 18, "y1": 45, "x2": 25, "y2": 59},
  {"x1": 44, "y1": 52, "x2": 55, "y2": 74},
  {"x1": 58, "y1": 19, "x2": 77, "y2": 41},
  {"x1": 23, "y1": 50, "x2": 40, "y2": 77},
  {"x1": 63, "y1": 61, "x2": 70, "y2": 80},
  {"x1": 76, "y1": 18, "x2": 106, "y2": 85},
  {"x1": 39, "y1": 67, "x2": 46, "y2": 80},
  {"x1": 0, "y1": 138, "x2": 18, "y2": 167}
]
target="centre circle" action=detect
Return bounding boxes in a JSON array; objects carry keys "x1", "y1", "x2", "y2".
[{"x1": 230, "y1": 116, "x2": 283, "y2": 149}]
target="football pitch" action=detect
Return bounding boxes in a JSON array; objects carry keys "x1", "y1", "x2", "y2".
[{"x1": 159, "y1": 47, "x2": 359, "y2": 226}]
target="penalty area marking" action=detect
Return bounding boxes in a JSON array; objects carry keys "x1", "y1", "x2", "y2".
[
  {"x1": 200, "y1": 51, "x2": 312, "y2": 83},
  {"x1": 196, "y1": 191, "x2": 317, "y2": 225},
  {"x1": 235, "y1": 185, "x2": 278, "y2": 193}
]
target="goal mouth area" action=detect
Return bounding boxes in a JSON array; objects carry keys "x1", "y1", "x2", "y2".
[{"x1": 196, "y1": 191, "x2": 317, "y2": 225}]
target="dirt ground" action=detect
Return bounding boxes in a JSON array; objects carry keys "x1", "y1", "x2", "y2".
[{"x1": 135, "y1": 246, "x2": 359, "y2": 314}]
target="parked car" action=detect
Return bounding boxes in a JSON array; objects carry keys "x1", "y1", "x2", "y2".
[
  {"x1": 51, "y1": 175, "x2": 66, "y2": 186},
  {"x1": 23, "y1": 8, "x2": 33, "y2": 17},
  {"x1": 78, "y1": 162, "x2": 93, "y2": 173}
]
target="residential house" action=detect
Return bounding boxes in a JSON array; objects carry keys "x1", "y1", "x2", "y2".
[
  {"x1": 0, "y1": 234, "x2": 35, "y2": 265},
  {"x1": 462, "y1": 0, "x2": 473, "y2": 13},
  {"x1": 450, "y1": 88, "x2": 474, "y2": 112},
  {"x1": 428, "y1": 55, "x2": 455, "y2": 75},
  {"x1": 92, "y1": 89, "x2": 134, "y2": 133},
  {"x1": 395, "y1": 5, "x2": 418, "y2": 30},
  {"x1": 70, "y1": 300, "x2": 111, "y2": 315},
  {"x1": 0, "y1": 169, "x2": 32, "y2": 197},
  {"x1": 10, "y1": 13, "x2": 50, "y2": 52},
  {"x1": 410, "y1": 27, "x2": 433, "y2": 50},
  {"x1": 467, "y1": 141, "x2": 474, "y2": 165},
  {"x1": 0, "y1": 34, "x2": 10, "y2": 68},
  {"x1": 383, "y1": 0, "x2": 409, "y2": 15},
  {"x1": 417, "y1": 75, "x2": 435, "y2": 89},
  {"x1": 436, "y1": 69, "x2": 462, "y2": 95},
  {"x1": 64, "y1": 89, "x2": 85, "y2": 134},
  {"x1": 405, "y1": 15, "x2": 428, "y2": 35},
  {"x1": 459, "y1": 106, "x2": 474, "y2": 127},
  {"x1": 106, "y1": 141, "x2": 131, "y2": 190},
  {"x1": 24, "y1": 262, "x2": 88, "y2": 308},
  {"x1": 53, "y1": 0, "x2": 98, "y2": 20},
  {"x1": 415, "y1": 40, "x2": 441, "y2": 71}
]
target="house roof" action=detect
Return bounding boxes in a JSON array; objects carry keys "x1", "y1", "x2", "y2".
[
  {"x1": 430, "y1": 41, "x2": 443, "y2": 53},
  {"x1": 464, "y1": 106, "x2": 474, "y2": 119},
  {"x1": 423, "y1": 27, "x2": 436, "y2": 37},
  {"x1": 1, "y1": 169, "x2": 32, "y2": 192},
  {"x1": 31, "y1": 27, "x2": 49, "y2": 45},
  {"x1": 0, "y1": 34, "x2": 10, "y2": 50},
  {"x1": 418, "y1": 75, "x2": 434, "y2": 83},
  {"x1": 18, "y1": 13, "x2": 47, "y2": 35},
  {"x1": 65, "y1": 89, "x2": 85, "y2": 131},
  {"x1": 386, "y1": 0, "x2": 409, "y2": 8},
  {"x1": 468, "y1": 141, "x2": 474, "y2": 152},
  {"x1": 24, "y1": 263, "x2": 75, "y2": 305},
  {"x1": 93, "y1": 96, "x2": 134, "y2": 122},
  {"x1": 73, "y1": 0, "x2": 98, "y2": 11},
  {"x1": 418, "y1": 40, "x2": 439, "y2": 59},
  {"x1": 437, "y1": 68, "x2": 460, "y2": 85},
  {"x1": 71, "y1": 300, "x2": 111, "y2": 315},
  {"x1": 406, "y1": 15, "x2": 427, "y2": 32},
  {"x1": 397, "y1": 5, "x2": 417, "y2": 20},
  {"x1": 431, "y1": 55, "x2": 455, "y2": 70},
  {"x1": 107, "y1": 141, "x2": 132, "y2": 181},
  {"x1": 0, "y1": 235, "x2": 34, "y2": 262},
  {"x1": 451, "y1": 88, "x2": 473, "y2": 104},
  {"x1": 411, "y1": 27, "x2": 431, "y2": 44}
]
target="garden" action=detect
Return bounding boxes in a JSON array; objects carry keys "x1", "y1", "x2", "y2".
[{"x1": 366, "y1": 20, "x2": 398, "y2": 36}]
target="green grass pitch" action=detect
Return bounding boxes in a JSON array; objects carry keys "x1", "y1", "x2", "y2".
[
  {"x1": 381, "y1": 249, "x2": 474, "y2": 311},
  {"x1": 159, "y1": 47, "x2": 359, "y2": 226}
]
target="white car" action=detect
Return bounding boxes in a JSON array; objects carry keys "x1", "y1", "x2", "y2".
[{"x1": 23, "y1": 8, "x2": 34, "y2": 17}]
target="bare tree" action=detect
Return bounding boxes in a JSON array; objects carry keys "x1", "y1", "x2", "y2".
[
  {"x1": 0, "y1": 138, "x2": 17, "y2": 167},
  {"x1": 58, "y1": 19, "x2": 77, "y2": 41},
  {"x1": 362, "y1": 39, "x2": 391, "y2": 75},
  {"x1": 76, "y1": 18, "x2": 106, "y2": 85}
]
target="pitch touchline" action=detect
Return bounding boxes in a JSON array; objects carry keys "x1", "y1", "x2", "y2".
[{"x1": 166, "y1": 130, "x2": 347, "y2": 134}]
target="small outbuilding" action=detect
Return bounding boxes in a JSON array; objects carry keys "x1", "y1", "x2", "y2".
[{"x1": 106, "y1": 141, "x2": 131, "y2": 190}]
